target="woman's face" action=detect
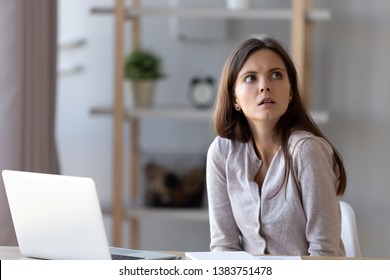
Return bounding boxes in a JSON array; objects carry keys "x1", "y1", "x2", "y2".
[{"x1": 234, "y1": 49, "x2": 291, "y2": 128}]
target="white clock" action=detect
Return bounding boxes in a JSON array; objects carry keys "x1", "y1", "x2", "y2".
[{"x1": 188, "y1": 76, "x2": 215, "y2": 109}]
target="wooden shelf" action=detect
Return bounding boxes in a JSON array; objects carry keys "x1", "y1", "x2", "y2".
[
  {"x1": 91, "y1": 106, "x2": 212, "y2": 121},
  {"x1": 126, "y1": 207, "x2": 209, "y2": 222},
  {"x1": 91, "y1": 7, "x2": 331, "y2": 21},
  {"x1": 102, "y1": 205, "x2": 209, "y2": 222},
  {"x1": 91, "y1": 106, "x2": 330, "y2": 124}
]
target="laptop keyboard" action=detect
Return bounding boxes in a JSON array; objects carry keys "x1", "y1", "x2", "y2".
[{"x1": 111, "y1": 254, "x2": 145, "y2": 260}]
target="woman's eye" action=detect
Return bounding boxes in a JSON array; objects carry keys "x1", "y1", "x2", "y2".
[
  {"x1": 244, "y1": 75, "x2": 256, "y2": 83},
  {"x1": 271, "y1": 71, "x2": 283, "y2": 79}
]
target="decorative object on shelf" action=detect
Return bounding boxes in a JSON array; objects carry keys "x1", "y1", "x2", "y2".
[
  {"x1": 124, "y1": 48, "x2": 164, "y2": 107},
  {"x1": 144, "y1": 162, "x2": 205, "y2": 208},
  {"x1": 226, "y1": 0, "x2": 251, "y2": 10},
  {"x1": 188, "y1": 76, "x2": 216, "y2": 109}
]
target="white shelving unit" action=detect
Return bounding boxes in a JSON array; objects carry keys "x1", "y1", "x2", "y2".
[{"x1": 91, "y1": 0, "x2": 331, "y2": 248}]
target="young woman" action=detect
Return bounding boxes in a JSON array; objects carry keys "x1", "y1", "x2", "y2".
[{"x1": 207, "y1": 36, "x2": 346, "y2": 256}]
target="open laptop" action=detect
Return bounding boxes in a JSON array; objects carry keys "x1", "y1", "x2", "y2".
[{"x1": 2, "y1": 170, "x2": 177, "y2": 260}]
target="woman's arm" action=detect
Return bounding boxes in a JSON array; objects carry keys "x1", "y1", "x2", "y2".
[
  {"x1": 207, "y1": 138, "x2": 242, "y2": 251},
  {"x1": 295, "y1": 137, "x2": 344, "y2": 256}
]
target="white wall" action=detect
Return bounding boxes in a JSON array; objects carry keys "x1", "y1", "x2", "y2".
[
  {"x1": 57, "y1": 0, "x2": 390, "y2": 257},
  {"x1": 314, "y1": 0, "x2": 390, "y2": 257}
]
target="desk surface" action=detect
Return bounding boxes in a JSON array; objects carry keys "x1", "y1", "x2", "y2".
[
  {"x1": 0, "y1": 246, "x2": 31, "y2": 260},
  {"x1": 0, "y1": 246, "x2": 380, "y2": 260}
]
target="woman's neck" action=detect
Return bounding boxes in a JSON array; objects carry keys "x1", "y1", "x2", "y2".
[{"x1": 251, "y1": 125, "x2": 280, "y2": 167}]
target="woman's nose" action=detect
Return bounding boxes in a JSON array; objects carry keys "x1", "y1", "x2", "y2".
[
  {"x1": 259, "y1": 81, "x2": 271, "y2": 93},
  {"x1": 260, "y1": 87, "x2": 271, "y2": 92}
]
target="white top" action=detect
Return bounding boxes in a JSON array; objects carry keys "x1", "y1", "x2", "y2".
[{"x1": 206, "y1": 130, "x2": 345, "y2": 256}]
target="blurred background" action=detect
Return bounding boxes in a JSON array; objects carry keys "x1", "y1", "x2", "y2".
[{"x1": 1, "y1": 0, "x2": 390, "y2": 258}]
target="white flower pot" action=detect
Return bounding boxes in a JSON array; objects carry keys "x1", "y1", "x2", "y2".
[{"x1": 131, "y1": 80, "x2": 156, "y2": 107}]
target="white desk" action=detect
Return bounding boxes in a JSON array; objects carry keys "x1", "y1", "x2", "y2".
[
  {"x1": 0, "y1": 246, "x2": 31, "y2": 260},
  {"x1": 0, "y1": 246, "x2": 383, "y2": 260}
]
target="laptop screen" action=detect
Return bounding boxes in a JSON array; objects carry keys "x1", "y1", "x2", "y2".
[{"x1": 2, "y1": 170, "x2": 112, "y2": 259}]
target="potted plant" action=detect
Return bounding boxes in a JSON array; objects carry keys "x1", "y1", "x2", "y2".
[{"x1": 124, "y1": 48, "x2": 164, "y2": 107}]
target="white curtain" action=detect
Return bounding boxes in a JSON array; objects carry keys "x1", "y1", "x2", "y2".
[{"x1": 0, "y1": 0, "x2": 59, "y2": 245}]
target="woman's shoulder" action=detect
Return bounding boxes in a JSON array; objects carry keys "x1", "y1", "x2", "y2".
[
  {"x1": 209, "y1": 136, "x2": 232, "y2": 153},
  {"x1": 208, "y1": 136, "x2": 247, "y2": 156},
  {"x1": 289, "y1": 130, "x2": 323, "y2": 143},
  {"x1": 289, "y1": 130, "x2": 332, "y2": 155}
]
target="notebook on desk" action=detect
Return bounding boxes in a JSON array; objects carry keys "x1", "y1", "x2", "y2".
[{"x1": 2, "y1": 170, "x2": 177, "y2": 260}]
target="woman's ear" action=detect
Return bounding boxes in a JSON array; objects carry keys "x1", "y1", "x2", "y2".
[{"x1": 233, "y1": 96, "x2": 242, "y2": 111}]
